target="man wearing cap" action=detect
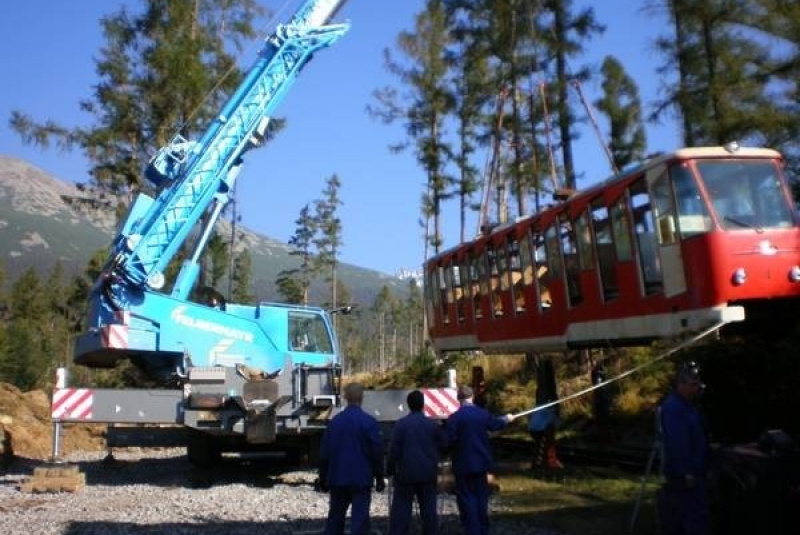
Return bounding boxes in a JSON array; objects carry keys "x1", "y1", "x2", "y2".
[
  {"x1": 446, "y1": 384, "x2": 515, "y2": 535},
  {"x1": 658, "y1": 364, "x2": 709, "y2": 535},
  {"x1": 319, "y1": 382, "x2": 385, "y2": 535}
]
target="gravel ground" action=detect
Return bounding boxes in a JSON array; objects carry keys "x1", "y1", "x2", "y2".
[{"x1": 0, "y1": 449, "x2": 562, "y2": 534}]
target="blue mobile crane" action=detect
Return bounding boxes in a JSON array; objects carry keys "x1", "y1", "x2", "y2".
[{"x1": 64, "y1": 0, "x2": 369, "y2": 466}]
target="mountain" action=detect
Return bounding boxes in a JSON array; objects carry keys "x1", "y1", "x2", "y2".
[{"x1": 0, "y1": 156, "x2": 404, "y2": 304}]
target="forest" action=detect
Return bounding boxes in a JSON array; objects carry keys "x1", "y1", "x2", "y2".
[{"x1": 2, "y1": 0, "x2": 800, "y2": 392}]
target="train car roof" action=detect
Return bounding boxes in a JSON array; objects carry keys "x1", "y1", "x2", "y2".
[{"x1": 425, "y1": 145, "x2": 784, "y2": 264}]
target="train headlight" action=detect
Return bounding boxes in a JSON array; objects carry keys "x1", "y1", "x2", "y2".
[
  {"x1": 790, "y1": 266, "x2": 800, "y2": 283},
  {"x1": 732, "y1": 268, "x2": 747, "y2": 286}
]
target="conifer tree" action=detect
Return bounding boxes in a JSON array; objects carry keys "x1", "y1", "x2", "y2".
[
  {"x1": 231, "y1": 249, "x2": 254, "y2": 303},
  {"x1": 277, "y1": 203, "x2": 317, "y2": 305},
  {"x1": 11, "y1": 0, "x2": 264, "y2": 199},
  {"x1": 595, "y1": 56, "x2": 647, "y2": 171},
  {"x1": 313, "y1": 174, "x2": 343, "y2": 310},
  {"x1": 371, "y1": 0, "x2": 456, "y2": 256},
  {"x1": 533, "y1": 1, "x2": 604, "y2": 189}
]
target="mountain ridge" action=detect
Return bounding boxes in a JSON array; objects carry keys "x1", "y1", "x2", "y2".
[{"x1": 0, "y1": 155, "x2": 402, "y2": 303}]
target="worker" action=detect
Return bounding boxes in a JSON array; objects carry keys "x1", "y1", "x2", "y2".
[
  {"x1": 387, "y1": 389, "x2": 445, "y2": 535},
  {"x1": 318, "y1": 382, "x2": 385, "y2": 535},
  {"x1": 529, "y1": 358, "x2": 562, "y2": 469},
  {"x1": 527, "y1": 402, "x2": 562, "y2": 469},
  {"x1": 658, "y1": 363, "x2": 709, "y2": 535},
  {"x1": 591, "y1": 363, "x2": 612, "y2": 441},
  {"x1": 446, "y1": 385, "x2": 515, "y2": 535}
]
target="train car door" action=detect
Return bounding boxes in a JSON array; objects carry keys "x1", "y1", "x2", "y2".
[{"x1": 647, "y1": 164, "x2": 687, "y2": 297}]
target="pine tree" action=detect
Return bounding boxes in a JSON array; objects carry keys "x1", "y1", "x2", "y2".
[
  {"x1": 651, "y1": 0, "x2": 782, "y2": 147},
  {"x1": 11, "y1": 0, "x2": 263, "y2": 197},
  {"x1": 370, "y1": 0, "x2": 456, "y2": 255},
  {"x1": 277, "y1": 203, "x2": 317, "y2": 305},
  {"x1": 313, "y1": 174, "x2": 344, "y2": 310},
  {"x1": 595, "y1": 56, "x2": 647, "y2": 171},
  {"x1": 231, "y1": 249, "x2": 254, "y2": 303},
  {"x1": 538, "y1": 0, "x2": 604, "y2": 189}
]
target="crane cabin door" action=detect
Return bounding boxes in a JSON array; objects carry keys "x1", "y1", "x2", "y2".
[{"x1": 647, "y1": 164, "x2": 687, "y2": 298}]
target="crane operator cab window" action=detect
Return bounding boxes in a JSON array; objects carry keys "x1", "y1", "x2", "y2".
[{"x1": 289, "y1": 311, "x2": 334, "y2": 354}]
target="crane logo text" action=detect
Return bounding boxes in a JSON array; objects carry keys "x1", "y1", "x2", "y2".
[{"x1": 170, "y1": 306, "x2": 254, "y2": 343}]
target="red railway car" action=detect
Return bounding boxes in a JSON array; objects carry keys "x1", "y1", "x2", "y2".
[{"x1": 424, "y1": 146, "x2": 800, "y2": 355}]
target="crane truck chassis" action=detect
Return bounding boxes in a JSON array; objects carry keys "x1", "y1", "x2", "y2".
[{"x1": 57, "y1": 0, "x2": 445, "y2": 466}]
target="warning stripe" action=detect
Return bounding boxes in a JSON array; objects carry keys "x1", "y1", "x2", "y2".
[
  {"x1": 101, "y1": 324, "x2": 128, "y2": 349},
  {"x1": 52, "y1": 389, "x2": 94, "y2": 420},
  {"x1": 422, "y1": 388, "x2": 459, "y2": 418}
]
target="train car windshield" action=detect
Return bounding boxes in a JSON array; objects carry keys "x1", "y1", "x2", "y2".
[{"x1": 697, "y1": 160, "x2": 794, "y2": 231}]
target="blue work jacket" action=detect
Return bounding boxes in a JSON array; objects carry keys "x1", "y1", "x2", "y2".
[
  {"x1": 319, "y1": 405, "x2": 384, "y2": 487},
  {"x1": 388, "y1": 411, "x2": 445, "y2": 484},
  {"x1": 660, "y1": 391, "x2": 708, "y2": 480},
  {"x1": 446, "y1": 402, "x2": 508, "y2": 476}
]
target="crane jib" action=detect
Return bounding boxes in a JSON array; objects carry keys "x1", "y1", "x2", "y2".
[{"x1": 123, "y1": 3, "x2": 350, "y2": 289}]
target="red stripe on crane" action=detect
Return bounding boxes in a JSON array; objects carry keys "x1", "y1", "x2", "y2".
[{"x1": 52, "y1": 388, "x2": 94, "y2": 420}]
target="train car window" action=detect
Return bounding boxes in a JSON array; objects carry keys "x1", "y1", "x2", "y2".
[
  {"x1": 534, "y1": 232, "x2": 552, "y2": 309},
  {"x1": 450, "y1": 263, "x2": 466, "y2": 323},
  {"x1": 424, "y1": 269, "x2": 434, "y2": 327},
  {"x1": 508, "y1": 236, "x2": 527, "y2": 313},
  {"x1": 698, "y1": 160, "x2": 794, "y2": 231},
  {"x1": 630, "y1": 180, "x2": 663, "y2": 295},
  {"x1": 444, "y1": 264, "x2": 455, "y2": 305},
  {"x1": 560, "y1": 216, "x2": 583, "y2": 307},
  {"x1": 486, "y1": 245, "x2": 504, "y2": 317},
  {"x1": 497, "y1": 241, "x2": 511, "y2": 292},
  {"x1": 469, "y1": 250, "x2": 484, "y2": 320},
  {"x1": 459, "y1": 258, "x2": 471, "y2": 323},
  {"x1": 671, "y1": 163, "x2": 712, "y2": 237},
  {"x1": 520, "y1": 230, "x2": 535, "y2": 287},
  {"x1": 650, "y1": 169, "x2": 678, "y2": 245},
  {"x1": 591, "y1": 200, "x2": 619, "y2": 301},
  {"x1": 576, "y1": 211, "x2": 596, "y2": 270},
  {"x1": 437, "y1": 265, "x2": 450, "y2": 324},
  {"x1": 611, "y1": 197, "x2": 633, "y2": 262},
  {"x1": 424, "y1": 268, "x2": 436, "y2": 327}
]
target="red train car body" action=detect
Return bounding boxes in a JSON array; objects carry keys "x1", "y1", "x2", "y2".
[{"x1": 424, "y1": 146, "x2": 800, "y2": 354}]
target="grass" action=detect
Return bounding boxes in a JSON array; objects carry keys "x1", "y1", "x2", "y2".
[{"x1": 491, "y1": 463, "x2": 661, "y2": 535}]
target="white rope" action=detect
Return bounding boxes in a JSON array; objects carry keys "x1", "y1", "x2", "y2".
[{"x1": 510, "y1": 321, "x2": 724, "y2": 420}]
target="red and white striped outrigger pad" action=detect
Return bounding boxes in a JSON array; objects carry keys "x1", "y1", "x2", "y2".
[
  {"x1": 52, "y1": 389, "x2": 94, "y2": 421},
  {"x1": 101, "y1": 310, "x2": 129, "y2": 349},
  {"x1": 421, "y1": 387, "x2": 459, "y2": 419}
]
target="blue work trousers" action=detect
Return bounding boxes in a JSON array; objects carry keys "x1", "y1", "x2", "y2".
[
  {"x1": 389, "y1": 480, "x2": 438, "y2": 535},
  {"x1": 657, "y1": 481, "x2": 709, "y2": 535},
  {"x1": 455, "y1": 472, "x2": 490, "y2": 535},
  {"x1": 324, "y1": 485, "x2": 372, "y2": 535}
]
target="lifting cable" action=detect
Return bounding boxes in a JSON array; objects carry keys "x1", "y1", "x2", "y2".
[{"x1": 509, "y1": 321, "x2": 725, "y2": 420}]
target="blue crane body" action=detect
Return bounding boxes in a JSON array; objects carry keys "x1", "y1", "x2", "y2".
[
  {"x1": 64, "y1": 0, "x2": 401, "y2": 466},
  {"x1": 75, "y1": 0, "x2": 349, "y2": 378}
]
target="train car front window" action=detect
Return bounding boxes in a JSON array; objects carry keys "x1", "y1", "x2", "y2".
[
  {"x1": 671, "y1": 163, "x2": 712, "y2": 238},
  {"x1": 697, "y1": 160, "x2": 794, "y2": 231}
]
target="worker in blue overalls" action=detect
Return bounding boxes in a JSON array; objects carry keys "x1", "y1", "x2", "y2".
[
  {"x1": 658, "y1": 364, "x2": 709, "y2": 535},
  {"x1": 446, "y1": 385, "x2": 516, "y2": 535},
  {"x1": 387, "y1": 389, "x2": 446, "y2": 534},
  {"x1": 319, "y1": 382, "x2": 385, "y2": 535}
]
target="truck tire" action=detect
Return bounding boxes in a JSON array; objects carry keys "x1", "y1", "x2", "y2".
[{"x1": 187, "y1": 433, "x2": 221, "y2": 468}]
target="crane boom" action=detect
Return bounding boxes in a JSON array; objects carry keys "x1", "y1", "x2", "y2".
[{"x1": 114, "y1": 0, "x2": 349, "y2": 298}]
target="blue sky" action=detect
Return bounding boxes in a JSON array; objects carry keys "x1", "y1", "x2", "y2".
[{"x1": 0, "y1": 1, "x2": 679, "y2": 276}]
